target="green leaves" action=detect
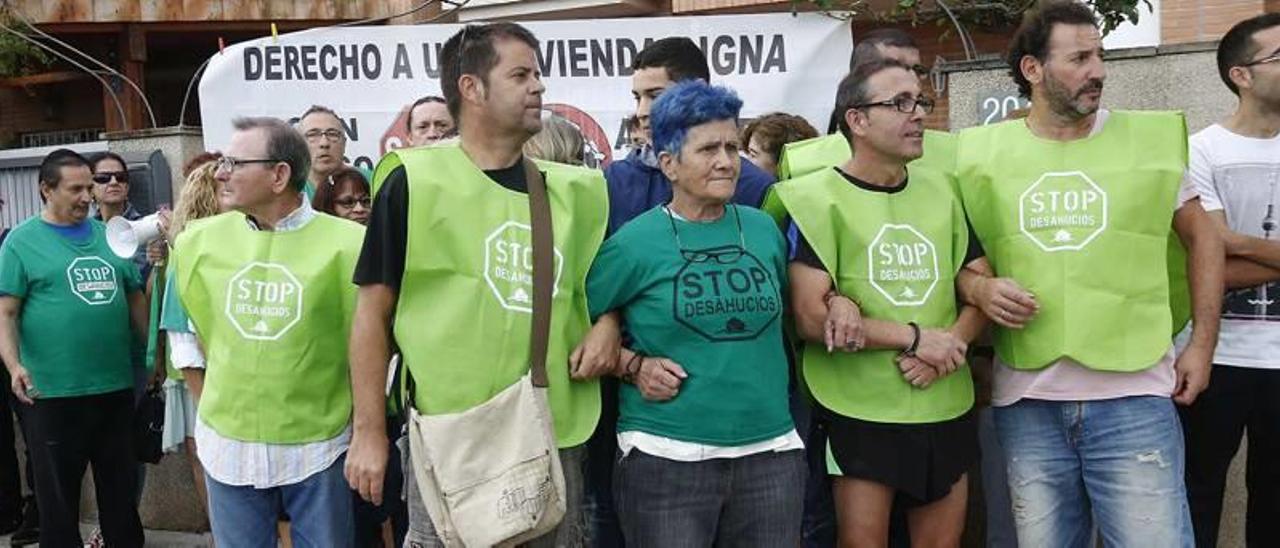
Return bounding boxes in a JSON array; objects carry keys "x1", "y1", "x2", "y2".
[{"x1": 0, "y1": 8, "x2": 51, "y2": 78}]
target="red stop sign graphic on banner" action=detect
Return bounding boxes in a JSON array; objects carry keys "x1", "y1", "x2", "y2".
[
  {"x1": 380, "y1": 104, "x2": 415, "y2": 156},
  {"x1": 543, "y1": 103, "x2": 613, "y2": 169},
  {"x1": 379, "y1": 102, "x2": 614, "y2": 168}
]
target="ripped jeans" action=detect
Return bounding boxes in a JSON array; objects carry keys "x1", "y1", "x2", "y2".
[{"x1": 994, "y1": 396, "x2": 1193, "y2": 548}]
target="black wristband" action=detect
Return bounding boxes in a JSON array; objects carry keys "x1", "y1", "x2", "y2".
[
  {"x1": 902, "y1": 322, "x2": 921, "y2": 357},
  {"x1": 622, "y1": 352, "x2": 644, "y2": 383}
]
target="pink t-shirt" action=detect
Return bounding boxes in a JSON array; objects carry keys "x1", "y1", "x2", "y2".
[
  {"x1": 991, "y1": 111, "x2": 1195, "y2": 406},
  {"x1": 991, "y1": 350, "x2": 1177, "y2": 406}
]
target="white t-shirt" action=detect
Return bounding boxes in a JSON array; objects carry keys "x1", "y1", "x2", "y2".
[
  {"x1": 993, "y1": 110, "x2": 1197, "y2": 405},
  {"x1": 1185, "y1": 123, "x2": 1280, "y2": 369}
]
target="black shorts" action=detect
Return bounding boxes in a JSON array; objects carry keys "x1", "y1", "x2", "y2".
[{"x1": 822, "y1": 409, "x2": 977, "y2": 506}]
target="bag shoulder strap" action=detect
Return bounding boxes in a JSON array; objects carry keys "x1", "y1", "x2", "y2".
[
  {"x1": 524, "y1": 158, "x2": 553, "y2": 388},
  {"x1": 404, "y1": 158, "x2": 555, "y2": 409}
]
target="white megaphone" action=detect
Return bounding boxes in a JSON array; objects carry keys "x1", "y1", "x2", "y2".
[{"x1": 106, "y1": 213, "x2": 164, "y2": 259}]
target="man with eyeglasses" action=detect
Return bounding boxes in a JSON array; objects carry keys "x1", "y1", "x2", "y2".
[
  {"x1": 167, "y1": 117, "x2": 365, "y2": 544},
  {"x1": 0, "y1": 149, "x2": 147, "y2": 547},
  {"x1": 772, "y1": 28, "x2": 931, "y2": 184},
  {"x1": 749, "y1": 27, "x2": 945, "y2": 548},
  {"x1": 835, "y1": 29, "x2": 929, "y2": 132},
  {"x1": 298, "y1": 105, "x2": 372, "y2": 201},
  {"x1": 775, "y1": 58, "x2": 985, "y2": 548},
  {"x1": 952, "y1": 1, "x2": 1223, "y2": 545},
  {"x1": 1178, "y1": 13, "x2": 1280, "y2": 547}
]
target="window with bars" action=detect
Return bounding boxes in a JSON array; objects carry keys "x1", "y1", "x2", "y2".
[{"x1": 18, "y1": 128, "x2": 104, "y2": 148}]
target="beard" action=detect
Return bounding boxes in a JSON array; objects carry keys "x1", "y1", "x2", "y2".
[{"x1": 1043, "y1": 71, "x2": 1103, "y2": 120}]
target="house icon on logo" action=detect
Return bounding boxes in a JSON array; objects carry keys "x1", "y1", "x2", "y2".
[{"x1": 1054, "y1": 230, "x2": 1073, "y2": 243}]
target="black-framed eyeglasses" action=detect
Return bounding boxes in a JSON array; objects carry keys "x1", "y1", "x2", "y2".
[
  {"x1": 908, "y1": 64, "x2": 930, "y2": 77},
  {"x1": 303, "y1": 129, "x2": 344, "y2": 143},
  {"x1": 853, "y1": 95, "x2": 935, "y2": 115},
  {"x1": 215, "y1": 156, "x2": 283, "y2": 174},
  {"x1": 334, "y1": 196, "x2": 371, "y2": 208},
  {"x1": 92, "y1": 171, "x2": 128, "y2": 185},
  {"x1": 665, "y1": 204, "x2": 748, "y2": 264},
  {"x1": 1242, "y1": 51, "x2": 1280, "y2": 68}
]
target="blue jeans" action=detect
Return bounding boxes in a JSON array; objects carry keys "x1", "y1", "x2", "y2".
[
  {"x1": 613, "y1": 449, "x2": 805, "y2": 547},
  {"x1": 206, "y1": 454, "x2": 354, "y2": 547},
  {"x1": 994, "y1": 396, "x2": 1193, "y2": 548}
]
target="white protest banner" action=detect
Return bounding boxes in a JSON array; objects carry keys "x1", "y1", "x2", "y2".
[{"x1": 198, "y1": 13, "x2": 852, "y2": 171}]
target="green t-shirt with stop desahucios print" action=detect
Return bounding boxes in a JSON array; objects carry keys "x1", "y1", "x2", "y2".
[
  {"x1": 587, "y1": 205, "x2": 794, "y2": 446},
  {"x1": 0, "y1": 217, "x2": 142, "y2": 399}
]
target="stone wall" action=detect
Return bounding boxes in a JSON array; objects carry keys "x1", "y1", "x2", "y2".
[{"x1": 105, "y1": 126, "x2": 207, "y2": 201}]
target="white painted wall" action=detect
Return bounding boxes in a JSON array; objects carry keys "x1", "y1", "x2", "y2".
[{"x1": 1102, "y1": 0, "x2": 1162, "y2": 49}]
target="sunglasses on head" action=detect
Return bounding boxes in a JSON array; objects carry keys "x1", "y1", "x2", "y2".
[{"x1": 92, "y1": 172, "x2": 128, "y2": 185}]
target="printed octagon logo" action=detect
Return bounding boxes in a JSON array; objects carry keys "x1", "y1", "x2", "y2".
[
  {"x1": 224, "y1": 263, "x2": 304, "y2": 341},
  {"x1": 1019, "y1": 171, "x2": 1108, "y2": 252},
  {"x1": 672, "y1": 247, "x2": 781, "y2": 342},
  {"x1": 66, "y1": 256, "x2": 118, "y2": 306},
  {"x1": 484, "y1": 221, "x2": 563, "y2": 314},
  {"x1": 867, "y1": 224, "x2": 939, "y2": 307}
]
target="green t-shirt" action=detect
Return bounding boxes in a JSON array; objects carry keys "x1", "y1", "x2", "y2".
[
  {"x1": 587, "y1": 205, "x2": 793, "y2": 446},
  {"x1": 0, "y1": 217, "x2": 142, "y2": 398},
  {"x1": 144, "y1": 265, "x2": 183, "y2": 379},
  {"x1": 160, "y1": 271, "x2": 190, "y2": 334}
]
